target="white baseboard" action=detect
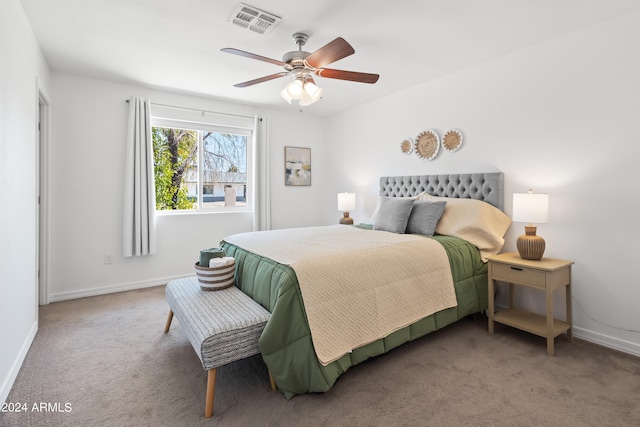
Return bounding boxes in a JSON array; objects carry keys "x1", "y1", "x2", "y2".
[
  {"x1": 1, "y1": 321, "x2": 37, "y2": 404},
  {"x1": 49, "y1": 274, "x2": 193, "y2": 302},
  {"x1": 572, "y1": 327, "x2": 640, "y2": 358}
]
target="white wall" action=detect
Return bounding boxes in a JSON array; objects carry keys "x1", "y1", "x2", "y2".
[
  {"x1": 323, "y1": 11, "x2": 640, "y2": 355},
  {"x1": 0, "y1": 0, "x2": 52, "y2": 404},
  {"x1": 48, "y1": 73, "x2": 327, "y2": 300}
]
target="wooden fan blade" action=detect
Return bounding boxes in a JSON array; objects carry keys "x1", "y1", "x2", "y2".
[
  {"x1": 234, "y1": 72, "x2": 288, "y2": 88},
  {"x1": 221, "y1": 48, "x2": 285, "y2": 67},
  {"x1": 304, "y1": 37, "x2": 355, "y2": 69},
  {"x1": 315, "y1": 68, "x2": 379, "y2": 84}
]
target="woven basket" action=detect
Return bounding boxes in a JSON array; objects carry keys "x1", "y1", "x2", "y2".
[{"x1": 194, "y1": 260, "x2": 235, "y2": 291}]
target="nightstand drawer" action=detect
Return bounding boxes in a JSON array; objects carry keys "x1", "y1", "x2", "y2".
[{"x1": 491, "y1": 263, "x2": 546, "y2": 287}]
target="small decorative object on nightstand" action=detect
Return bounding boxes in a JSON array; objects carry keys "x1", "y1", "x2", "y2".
[
  {"x1": 487, "y1": 252, "x2": 573, "y2": 356},
  {"x1": 512, "y1": 190, "x2": 549, "y2": 260},
  {"x1": 338, "y1": 192, "x2": 356, "y2": 225}
]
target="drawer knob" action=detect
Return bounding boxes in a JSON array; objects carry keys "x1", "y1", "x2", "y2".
[{"x1": 510, "y1": 266, "x2": 524, "y2": 271}]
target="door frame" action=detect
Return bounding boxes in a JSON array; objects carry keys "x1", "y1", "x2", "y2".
[{"x1": 37, "y1": 82, "x2": 51, "y2": 306}]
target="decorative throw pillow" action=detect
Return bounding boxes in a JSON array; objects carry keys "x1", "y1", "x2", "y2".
[
  {"x1": 405, "y1": 201, "x2": 447, "y2": 236},
  {"x1": 372, "y1": 197, "x2": 415, "y2": 233},
  {"x1": 369, "y1": 192, "x2": 424, "y2": 224}
]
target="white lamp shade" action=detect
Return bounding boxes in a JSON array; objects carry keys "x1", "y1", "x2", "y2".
[
  {"x1": 304, "y1": 81, "x2": 323, "y2": 102},
  {"x1": 280, "y1": 88, "x2": 293, "y2": 104},
  {"x1": 299, "y1": 82, "x2": 324, "y2": 106},
  {"x1": 337, "y1": 192, "x2": 356, "y2": 211},
  {"x1": 285, "y1": 79, "x2": 304, "y2": 99},
  {"x1": 513, "y1": 192, "x2": 549, "y2": 224},
  {"x1": 299, "y1": 90, "x2": 313, "y2": 107}
]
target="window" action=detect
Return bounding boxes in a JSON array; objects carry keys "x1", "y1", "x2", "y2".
[{"x1": 151, "y1": 116, "x2": 252, "y2": 212}]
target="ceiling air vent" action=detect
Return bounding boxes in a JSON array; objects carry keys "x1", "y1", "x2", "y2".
[{"x1": 229, "y1": 3, "x2": 281, "y2": 35}]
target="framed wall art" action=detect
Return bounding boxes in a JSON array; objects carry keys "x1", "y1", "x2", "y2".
[{"x1": 284, "y1": 146, "x2": 311, "y2": 186}]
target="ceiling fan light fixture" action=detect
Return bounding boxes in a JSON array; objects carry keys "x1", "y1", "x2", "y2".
[
  {"x1": 299, "y1": 90, "x2": 313, "y2": 107},
  {"x1": 280, "y1": 88, "x2": 293, "y2": 104},
  {"x1": 303, "y1": 80, "x2": 323, "y2": 103},
  {"x1": 223, "y1": 32, "x2": 379, "y2": 107},
  {"x1": 285, "y1": 79, "x2": 304, "y2": 99},
  {"x1": 282, "y1": 78, "x2": 323, "y2": 106}
]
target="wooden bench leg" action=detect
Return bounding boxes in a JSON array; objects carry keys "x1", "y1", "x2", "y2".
[
  {"x1": 205, "y1": 368, "x2": 217, "y2": 418},
  {"x1": 269, "y1": 370, "x2": 278, "y2": 391},
  {"x1": 164, "y1": 309, "x2": 174, "y2": 333}
]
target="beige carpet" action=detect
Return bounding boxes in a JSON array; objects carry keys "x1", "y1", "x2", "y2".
[{"x1": 1, "y1": 285, "x2": 639, "y2": 427}]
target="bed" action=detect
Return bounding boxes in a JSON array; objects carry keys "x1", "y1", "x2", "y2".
[{"x1": 221, "y1": 172, "x2": 508, "y2": 399}]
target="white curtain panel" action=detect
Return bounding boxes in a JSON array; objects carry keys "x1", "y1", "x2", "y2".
[
  {"x1": 123, "y1": 97, "x2": 156, "y2": 257},
  {"x1": 253, "y1": 115, "x2": 271, "y2": 231}
]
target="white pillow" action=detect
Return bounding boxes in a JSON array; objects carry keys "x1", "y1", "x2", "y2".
[{"x1": 419, "y1": 194, "x2": 511, "y2": 261}]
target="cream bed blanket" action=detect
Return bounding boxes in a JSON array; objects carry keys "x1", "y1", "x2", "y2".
[{"x1": 224, "y1": 225, "x2": 457, "y2": 366}]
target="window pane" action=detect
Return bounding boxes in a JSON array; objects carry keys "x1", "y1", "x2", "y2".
[
  {"x1": 152, "y1": 126, "x2": 198, "y2": 210},
  {"x1": 201, "y1": 132, "x2": 248, "y2": 208}
]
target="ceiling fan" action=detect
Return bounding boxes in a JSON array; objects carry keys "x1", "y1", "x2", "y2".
[{"x1": 221, "y1": 33, "x2": 379, "y2": 105}]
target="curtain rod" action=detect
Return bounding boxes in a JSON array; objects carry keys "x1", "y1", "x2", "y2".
[{"x1": 125, "y1": 99, "x2": 258, "y2": 121}]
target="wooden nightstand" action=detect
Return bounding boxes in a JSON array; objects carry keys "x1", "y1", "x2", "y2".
[{"x1": 487, "y1": 252, "x2": 574, "y2": 356}]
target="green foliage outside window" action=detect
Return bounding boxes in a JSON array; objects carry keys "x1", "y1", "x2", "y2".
[
  {"x1": 152, "y1": 127, "x2": 197, "y2": 210},
  {"x1": 152, "y1": 125, "x2": 248, "y2": 211}
]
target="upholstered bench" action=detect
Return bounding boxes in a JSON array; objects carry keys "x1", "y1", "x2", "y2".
[{"x1": 164, "y1": 277, "x2": 273, "y2": 418}]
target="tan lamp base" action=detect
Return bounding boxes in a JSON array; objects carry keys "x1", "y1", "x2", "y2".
[
  {"x1": 339, "y1": 212, "x2": 354, "y2": 225},
  {"x1": 516, "y1": 225, "x2": 545, "y2": 260}
]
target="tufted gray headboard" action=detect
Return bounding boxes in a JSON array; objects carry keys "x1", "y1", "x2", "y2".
[{"x1": 379, "y1": 172, "x2": 504, "y2": 211}]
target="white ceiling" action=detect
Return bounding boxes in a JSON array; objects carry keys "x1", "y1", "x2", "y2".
[{"x1": 20, "y1": 0, "x2": 640, "y2": 116}]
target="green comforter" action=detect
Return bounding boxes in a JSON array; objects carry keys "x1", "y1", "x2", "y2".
[{"x1": 221, "y1": 232, "x2": 487, "y2": 399}]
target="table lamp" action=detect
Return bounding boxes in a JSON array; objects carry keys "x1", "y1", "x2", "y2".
[
  {"x1": 512, "y1": 190, "x2": 549, "y2": 260},
  {"x1": 337, "y1": 192, "x2": 356, "y2": 225}
]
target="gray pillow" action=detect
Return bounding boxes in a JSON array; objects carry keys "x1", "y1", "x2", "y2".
[
  {"x1": 372, "y1": 197, "x2": 415, "y2": 233},
  {"x1": 406, "y1": 201, "x2": 446, "y2": 236}
]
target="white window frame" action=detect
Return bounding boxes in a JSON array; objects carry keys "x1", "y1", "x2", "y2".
[{"x1": 151, "y1": 116, "x2": 254, "y2": 215}]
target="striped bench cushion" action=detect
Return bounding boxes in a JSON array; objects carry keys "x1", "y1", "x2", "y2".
[{"x1": 165, "y1": 277, "x2": 271, "y2": 370}]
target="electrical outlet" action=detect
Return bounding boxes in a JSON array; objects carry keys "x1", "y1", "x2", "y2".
[{"x1": 104, "y1": 253, "x2": 113, "y2": 264}]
